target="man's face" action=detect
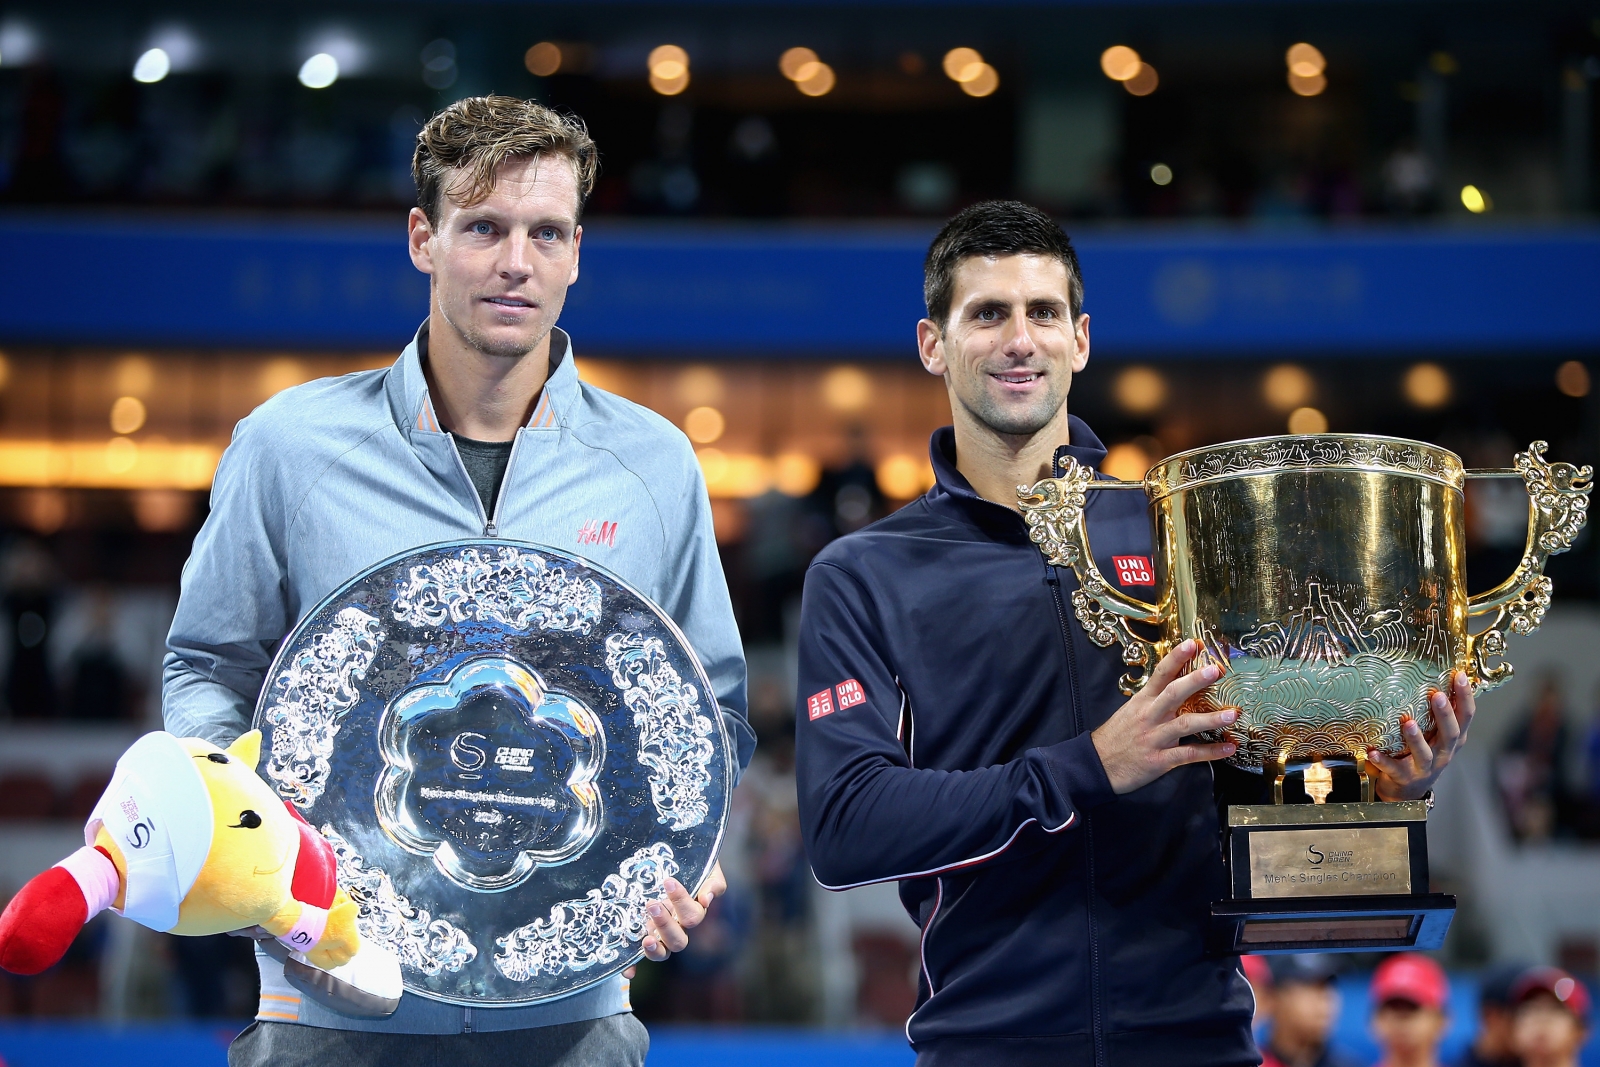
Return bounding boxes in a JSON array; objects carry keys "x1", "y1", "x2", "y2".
[
  {"x1": 1512, "y1": 995, "x2": 1586, "y2": 1065},
  {"x1": 1274, "y1": 982, "x2": 1339, "y2": 1046},
  {"x1": 918, "y1": 253, "x2": 1089, "y2": 439},
  {"x1": 407, "y1": 153, "x2": 582, "y2": 360},
  {"x1": 1372, "y1": 1001, "x2": 1447, "y2": 1057}
]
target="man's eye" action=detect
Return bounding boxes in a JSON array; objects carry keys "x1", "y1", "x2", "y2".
[
  {"x1": 471, "y1": 221, "x2": 494, "y2": 235},
  {"x1": 538, "y1": 227, "x2": 559, "y2": 241},
  {"x1": 1033, "y1": 308, "x2": 1057, "y2": 320},
  {"x1": 977, "y1": 309, "x2": 999, "y2": 321}
]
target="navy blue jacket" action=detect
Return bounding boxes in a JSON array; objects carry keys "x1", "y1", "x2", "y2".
[{"x1": 795, "y1": 420, "x2": 1257, "y2": 1067}]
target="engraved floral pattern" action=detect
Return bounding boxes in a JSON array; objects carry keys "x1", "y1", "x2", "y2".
[
  {"x1": 262, "y1": 607, "x2": 383, "y2": 807},
  {"x1": 392, "y1": 546, "x2": 602, "y2": 634},
  {"x1": 605, "y1": 633, "x2": 715, "y2": 832},
  {"x1": 321, "y1": 825, "x2": 477, "y2": 976},
  {"x1": 493, "y1": 843, "x2": 677, "y2": 981}
]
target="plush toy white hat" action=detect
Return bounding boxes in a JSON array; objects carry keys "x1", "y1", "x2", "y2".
[{"x1": 85, "y1": 732, "x2": 214, "y2": 932}]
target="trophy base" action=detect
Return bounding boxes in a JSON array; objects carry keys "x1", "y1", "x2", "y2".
[
  {"x1": 1208, "y1": 893, "x2": 1456, "y2": 955},
  {"x1": 1214, "y1": 799, "x2": 1454, "y2": 954}
]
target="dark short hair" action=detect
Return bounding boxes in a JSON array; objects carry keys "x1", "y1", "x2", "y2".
[
  {"x1": 413, "y1": 95, "x2": 599, "y2": 225},
  {"x1": 923, "y1": 200, "x2": 1084, "y2": 328}
]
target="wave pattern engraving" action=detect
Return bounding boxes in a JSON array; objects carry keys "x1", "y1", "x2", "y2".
[
  {"x1": 321, "y1": 825, "x2": 477, "y2": 976},
  {"x1": 605, "y1": 633, "x2": 715, "y2": 831},
  {"x1": 1189, "y1": 580, "x2": 1449, "y2": 767},
  {"x1": 1152, "y1": 436, "x2": 1463, "y2": 498},
  {"x1": 262, "y1": 607, "x2": 383, "y2": 807},
  {"x1": 493, "y1": 843, "x2": 678, "y2": 980},
  {"x1": 392, "y1": 546, "x2": 602, "y2": 633}
]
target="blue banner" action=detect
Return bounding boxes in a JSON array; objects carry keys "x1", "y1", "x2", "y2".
[{"x1": 1, "y1": 215, "x2": 1595, "y2": 357}]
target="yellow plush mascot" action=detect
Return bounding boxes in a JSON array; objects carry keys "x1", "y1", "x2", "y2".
[{"x1": 0, "y1": 730, "x2": 400, "y2": 1016}]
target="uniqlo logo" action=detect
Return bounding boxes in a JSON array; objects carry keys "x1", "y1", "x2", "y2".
[
  {"x1": 1112, "y1": 555, "x2": 1155, "y2": 586},
  {"x1": 807, "y1": 689, "x2": 836, "y2": 721},
  {"x1": 835, "y1": 679, "x2": 865, "y2": 710}
]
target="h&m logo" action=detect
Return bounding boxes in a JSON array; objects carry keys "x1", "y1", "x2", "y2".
[{"x1": 577, "y1": 520, "x2": 617, "y2": 548}]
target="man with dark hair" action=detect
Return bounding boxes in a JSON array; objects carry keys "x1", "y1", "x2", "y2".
[
  {"x1": 793, "y1": 200, "x2": 1473, "y2": 1066},
  {"x1": 164, "y1": 95, "x2": 752, "y2": 1067}
]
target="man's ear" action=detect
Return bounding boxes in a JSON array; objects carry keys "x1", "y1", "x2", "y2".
[
  {"x1": 226, "y1": 730, "x2": 263, "y2": 770},
  {"x1": 407, "y1": 208, "x2": 435, "y2": 275},
  {"x1": 568, "y1": 224, "x2": 582, "y2": 287},
  {"x1": 917, "y1": 318, "x2": 947, "y2": 376},
  {"x1": 1071, "y1": 313, "x2": 1091, "y2": 374}
]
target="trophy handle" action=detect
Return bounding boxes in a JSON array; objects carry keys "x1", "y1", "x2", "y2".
[
  {"x1": 1019, "y1": 459, "x2": 1167, "y2": 695},
  {"x1": 1463, "y1": 441, "x2": 1593, "y2": 692}
]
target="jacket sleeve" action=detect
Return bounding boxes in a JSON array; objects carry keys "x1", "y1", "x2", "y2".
[
  {"x1": 162, "y1": 416, "x2": 294, "y2": 747},
  {"x1": 653, "y1": 443, "x2": 755, "y2": 781},
  {"x1": 795, "y1": 559, "x2": 1117, "y2": 889}
]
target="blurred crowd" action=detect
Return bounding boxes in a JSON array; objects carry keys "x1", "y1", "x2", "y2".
[
  {"x1": 1496, "y1": 676, "x2": 1600, "y2": 842},
  {"x1": 1245, "y1": 954, "x2": 1593, "y2": 1067}
]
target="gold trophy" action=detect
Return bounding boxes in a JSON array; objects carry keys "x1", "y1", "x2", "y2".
[{"x1": 1019, "y1": 435, "x2": 1592, "y2": 953}]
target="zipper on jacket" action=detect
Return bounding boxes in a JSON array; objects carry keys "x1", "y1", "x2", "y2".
[
  {"x1": 444, "y1": 428, "x2": 525, "y2": 539},
  {"x1": 1046, "y1": 563, "x2": 1108, "y2": 1067},
  {"x1": 463, "y1": 1006, "x2": 474, "y2": 1033},
  {"x1": 485, "y1": 429, "x2": 526, "y2": 539}
]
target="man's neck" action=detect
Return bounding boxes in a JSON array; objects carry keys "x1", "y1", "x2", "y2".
[
  {"x1": 950, "y1": 406, "x2": 1074, "y2": 512},
  {"x1": 423, "y1": 314, "x2": 554, "y2": 442}
]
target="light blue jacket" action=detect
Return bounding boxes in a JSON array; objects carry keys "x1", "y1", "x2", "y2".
[{"x1": 163, "y1": 322, "x2": 753, "y2": 1033}]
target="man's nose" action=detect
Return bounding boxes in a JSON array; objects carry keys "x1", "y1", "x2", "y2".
[
  {"x1": 1001, "y1": 313, "x2": 1039, "y2": 357},
  {"x1": 498, "y1": 230, "x2": 535, "y2": 278}
]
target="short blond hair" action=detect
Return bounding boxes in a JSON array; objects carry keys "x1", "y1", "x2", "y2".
[{"x1": 412, "y1": 95, "x2": 599, "y2": 223}]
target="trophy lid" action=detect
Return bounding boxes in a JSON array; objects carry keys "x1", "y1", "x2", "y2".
[{"x1": 1145, "y1": 433, "x2": 1465, "y2": 501}]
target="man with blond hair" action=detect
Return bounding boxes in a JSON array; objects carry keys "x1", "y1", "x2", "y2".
[{"x1": 163, "y1": 95, "x2": 754, "y2": 1067}]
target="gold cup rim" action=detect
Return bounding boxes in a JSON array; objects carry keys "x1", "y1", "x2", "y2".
[{"x1": 1142, "y1": 433, "x2": 1466, "y2": 500}]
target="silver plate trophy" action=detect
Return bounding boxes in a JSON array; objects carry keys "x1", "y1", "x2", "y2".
[{"x1": 252, "y1": 540, "x2": 732, "y2": 1006}]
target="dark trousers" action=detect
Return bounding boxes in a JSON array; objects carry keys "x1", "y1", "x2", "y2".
[{"x1": 228, "y1": 1015, "x2": 649, "y2": 1067}]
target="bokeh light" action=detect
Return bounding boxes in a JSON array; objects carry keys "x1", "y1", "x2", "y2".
[
  {"x1": 1262, "y1": 364, "x2": 1315, "y2": 411},
  {"x1": 683, "y1": 405, "x2": 726, "y2": 444},
  {"x1": 1150, "y1": 163, "x2": 1173, "y2": 186},
  {"x1": 298, "y1": 52, "x2": 339, "y2": 89},
  {"x1": 1123, "y1": 63, "x2": 1159, "y2": 96},
  {"x1": 1286, "y1": 43, "x2": 1326, "y2": 78},
  {"x1": 1403, "y1": 362, "x2": 1452, "y2": 408},
  {"x1": 524, "y1": 42, "x2": 561, "y2": 77},
  {"x1": 959, "y1": 64, "x2": 999, "y2": 97},
  {"x1": 1461, "y1": 184, "x2": 1491, "y2": 213},
  {"x1": 779, "y1": 47, "x2": 819, "y2": 80},
  {"x1": 1113, "y1": 366, "x2": 1167, "y2": 414},
  {"x1": 794, "y1": 61, "x2": 836, "y2": 97},
  {"x1": 1100, "y1": 45, "x2": 1141, "y2": 81},
  {"x1": 649, "y1": 44, "x2": 690, "y2": 95},
  {"x1": 110, "y1": 396, "x2": 147, "y2": 435},
  {"x1": 942, "y1": 47, "x2": 984, "y2": 83},
  {"x1": 1287, "y1": 406, "x2": 1329, "y2": 434},
  {"x1": 822, "y1": 366, "x2": 872, "y2": 413},
  {"x1": 133, "y1": 47, "x2": 170, "y2": 83},
  {"x1": 1556, "y1": 361, "x2": 1591, "y2": 398}
]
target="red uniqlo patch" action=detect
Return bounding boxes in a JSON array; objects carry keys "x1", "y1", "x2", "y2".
[
  {"x1": 807, "y1": 689, "x2": 836, "y2": 721},
  {"x1": 835, "y1": 679, "x2": 866, "y2": 710},
  {"x1": 1112, "y1": 555, "x2": 1156, "y2": 586}
]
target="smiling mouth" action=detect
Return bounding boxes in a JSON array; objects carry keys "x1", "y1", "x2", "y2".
[
  {"x1": 991, "y1": 371, "x2": 1042, "y2": 384},
  {"x1": 485, "y1": 296, "x2": 534, "y2": 309}
]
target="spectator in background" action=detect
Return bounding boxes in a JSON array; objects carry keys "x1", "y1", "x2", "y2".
[
  {"x1": 1499, "y1": 675, "x2": 1573, "y2": 840},
  {"x1": 1459, "y1": 963, "x2": 1531, "y2": 1067},
  {"x1": 1263, "y1": 956, "x2": 1358, "y2": 1067},
  {"x1": 1244, "y1": 955, "x2": 1274, "y2": 1038},
  {"x1": 1, "y1": 538, "x2": 60, "y2": 719},
  {"x1": 1369, "y1": 955, "x2": 1450, "y2": 1067},
  {"x1": 1509, "y1": 967, "x2": 1591, "y2": 1067}
]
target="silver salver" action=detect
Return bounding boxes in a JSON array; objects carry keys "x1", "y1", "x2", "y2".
[{"x1": 251, "y1": 540, "x2": 733, "y2": 1006}]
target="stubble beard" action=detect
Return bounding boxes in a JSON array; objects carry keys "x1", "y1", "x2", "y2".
[
  {"x1": 956, "y1": 370, "x2": 1068, "y2": 439},
  {"x1": 438, "y1": 297, "x2": 550, "y2": 361}
]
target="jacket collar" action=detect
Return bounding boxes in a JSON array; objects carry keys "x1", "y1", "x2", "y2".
[
  {"x1": 384, "y1": 319, "x2": 579, "y2": 439},
  {"x1": 926, "y1": 416, "x2": 1107, "y2": 537}
]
